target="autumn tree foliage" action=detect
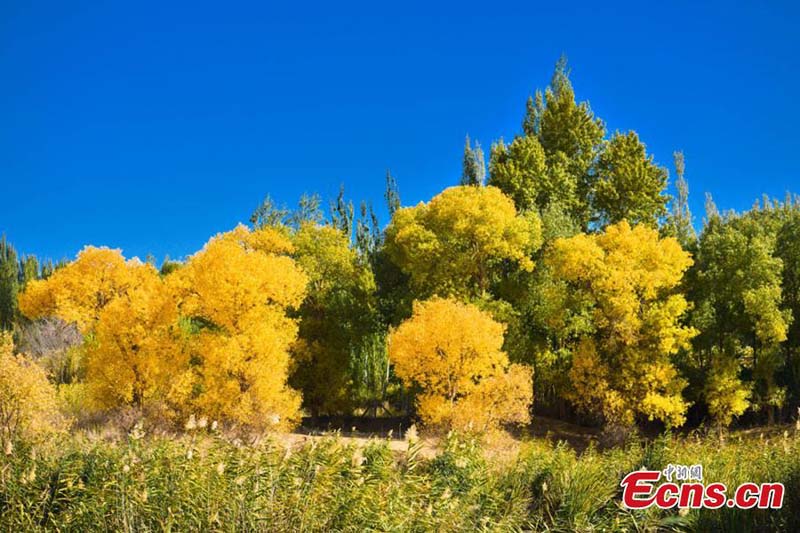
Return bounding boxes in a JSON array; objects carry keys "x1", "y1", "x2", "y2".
[
  {"x1": 384, "y1": 185, "x2": 541, "y2": 300},
  {"x1": 17, "y1": 247, "x2": 184, "y2": 414},
  {"x1": 170, "y1": 225, "x2": 307, "y2": 431},
  {"x1": 0, "y1": 332, "x2": 68, "y2": 453},
  {"x1": 7, "y1": 56, "x2": 800, "y2": 440},
  {"x1": 86, "y1": 272, "x2": 182, "y2": 413},
  {"x1": 388, "y1": 298, "x2": 532, "y2": 432},
  {"x1": 16, "y1": 231, "x2": 308, "y2": 432},
  {"x1": 547, "y1": 221, "x2": 696, "y2": 427},
  {"x1": 19, "y1": 246, "x2": 157, "y2": 334}
]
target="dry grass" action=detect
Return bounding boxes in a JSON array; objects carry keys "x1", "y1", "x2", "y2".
[{"x1": 1, "y1": 422, "x2": 799, "y2": 531}]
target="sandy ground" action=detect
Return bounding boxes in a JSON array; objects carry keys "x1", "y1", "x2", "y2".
[
  {"x1": 275, "y1": 415, "x2": 603, "y2": 460},
  {"x1": 277, "y1": 430, "x2": 440, "y2": 458}
]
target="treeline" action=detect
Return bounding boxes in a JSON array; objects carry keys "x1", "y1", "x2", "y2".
[
  {"x1": 0, "y1": 236, "x2": 62, "y2": 330},
  {"x1": 2, "y1": 58, "x2": 800, "y2": 446}
]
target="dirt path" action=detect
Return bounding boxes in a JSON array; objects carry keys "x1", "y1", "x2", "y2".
[
  {"x1": 277, "y1": 431, "x2": 440, "y2": 459},
  {"x1": 277, "y1": 415, "x2": 603, "y2": 459}
]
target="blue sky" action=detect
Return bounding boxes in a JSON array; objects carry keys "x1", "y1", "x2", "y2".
[{"x1": 1, "y1": 1, "x2": 798, "y2": 263}]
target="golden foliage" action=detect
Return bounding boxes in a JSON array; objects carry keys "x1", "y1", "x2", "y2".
[
  {"x1": 388, "y1": 297, "x2": 532, "y2": 431},
  {"x1": 17, "y1": 247, "x2": 185, "y2": 415},
  {"x1": 547, "y1": 221, "x2": 696, "y2": 427},
  {"x1": 170, "y1": 225, "x2": 307, "y2": 431},
  {"x1": 0, "y1": 333, "x2": 68, "y2": 453},
  {"x1": 704, "y1": 354, "x2": 751, "y2": 427},
  {"x1": 18, "y1": 246, "x2": 157, "y2": 334},
  {"x1": 86, "y1": 272, "x2": 184, "y2": 412},
  {"x1": 385, "y1": 185, "x2": 541, "y2": 298},
  {"x1": 16, "y1": 228, "x2": 308, "y2": 432},
  {"x1": 291, "y1": 223, "x2": 374, "y2": 295}
]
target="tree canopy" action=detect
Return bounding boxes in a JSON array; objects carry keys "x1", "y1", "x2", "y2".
[{"x1": 4, "y1": 56, "x2": 800, "y2": 440}]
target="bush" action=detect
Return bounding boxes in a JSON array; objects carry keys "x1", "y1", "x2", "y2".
[{"x1": 0, "y1": 332, "x2": 69, "y2": 454}]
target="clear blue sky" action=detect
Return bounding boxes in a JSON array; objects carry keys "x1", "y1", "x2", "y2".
[{"x1": 2, "y1": 1, "x2": 798, "y2": 263}]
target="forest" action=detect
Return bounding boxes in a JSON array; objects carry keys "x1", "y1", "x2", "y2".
[{"x1": 2, "y1": 59, "x2": 800, "y2": 531}]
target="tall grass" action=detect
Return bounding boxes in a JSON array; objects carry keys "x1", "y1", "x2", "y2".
[{"x1": 1, "y1": 428, "x2": 798, "y2": 531}]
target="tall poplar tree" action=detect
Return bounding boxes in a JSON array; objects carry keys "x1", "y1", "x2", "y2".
[
  {"x1": 663, "y1": 151, "x2": 696, "y2": 248},
  {"x1": 0, "y1": 237, "x2": 20, "y2": 331},
  {"x1": 489, "y1": 57, "x2": 604, "y2": 227},
  {"x1": 460, "y1": 135, "x2": 486, "y2": 186}
]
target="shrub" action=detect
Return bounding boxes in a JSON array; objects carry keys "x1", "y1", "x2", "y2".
[{"x1": 0, "y1": 332, "x2": 68, "y2": 454}]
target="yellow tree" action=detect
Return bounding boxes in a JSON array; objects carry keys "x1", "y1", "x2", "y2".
[
  {"x1": 18, "y1": 246, "x2": 156, "y2": 334},
  {"x1": 387, "y1": 297, "x2": 532, "y2": 431},
  {"x1": 170, "y1": 225, "x2": 307, "y2": 431},
  {"x1": 86, "y1": 273, "x2": 184, "y2": 413},
  {"x1": 0, "y1": 332, "x2": 68, "y2": 453},
  {"x1": 547, "y1": 221, "x2": 696, "y2": 427},
  {"x1": 384, "y1": 185, "x2": 541, "y2": 299},
  {"x1": 17, "y1": 247, "x2": 185, "y2": 415}
]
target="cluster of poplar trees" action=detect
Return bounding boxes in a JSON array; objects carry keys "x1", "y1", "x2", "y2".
[{"x1": 3, "y1": 58, "x2": 800, "y2": 433}]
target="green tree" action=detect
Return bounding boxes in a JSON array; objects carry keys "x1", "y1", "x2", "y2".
[
  {"x1": 522, "y1": 56, "x2": 606, "y2": 226},
  {"x1": 0, "y1": 236, "x2": 19, "y2": 330},
  {"x1": 460, "y1": 135, "x2": 485, "y2": 186},
  {"x1": 289, "y1": 223, "x2": 379, "y2": 415},
  {"x1": 19, "y1": 255, "x2": 40, "y2": 285},
  {"x1": 493, "y1": 203, "x2": 585, "y2": 416},
  {"x1": 354, "y1": 200, "x2": 381, "y2": 260},
  {"x1": 593, "y1": 131, "x2": 669, "y2": 227},
  {"x1": 349, "y1": 330, "x2": 393, "y2": 417},
  {"x1": 250, "y1": 194, "x2": 289, "y2": 229},
  {"x1": 290, "y1": 193, "x2": 324, "y2": 229},
  {"x1": 773, "y1": 203, "x2": 800, "y2": 410},
  {"x1": 687, "y1": 207, "x2": 792, "y2": 424},
  {"x1": 384, "y1": 169, "x2": 401, "y2": 217},
  {"x1": 489, "y1": 134, "x2": 578, "y2": 215},
  {"x1": 330, "y1": 185, "x2": 355, "y2": 238},
  {"x1": 250, "y1": 189, "x2": 397, "y2": 416},
  {"x1": 663, "y1": 151, "x2": 696, "y2": 248}
]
